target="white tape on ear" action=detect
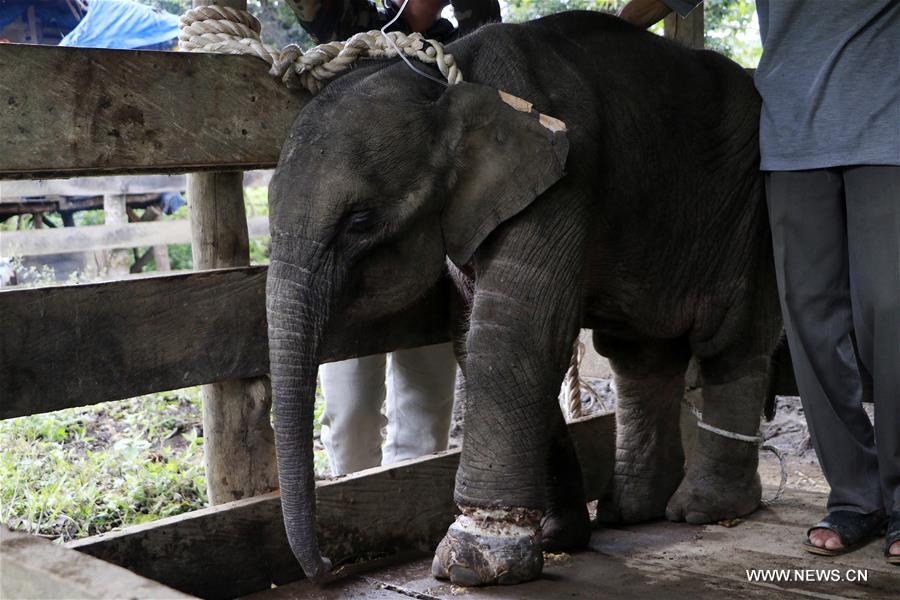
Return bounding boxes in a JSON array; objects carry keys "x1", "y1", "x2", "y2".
[
  {"x1": 498, "y1": 90, "x2": 534, "y2": 113},
  {"x1": 498, "y1": 90, "x2": 567, "y2": 133}
]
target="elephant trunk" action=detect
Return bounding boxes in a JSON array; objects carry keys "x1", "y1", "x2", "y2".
[{"x1": 266, "y1": 248, "x2": 333, "y2": 582}]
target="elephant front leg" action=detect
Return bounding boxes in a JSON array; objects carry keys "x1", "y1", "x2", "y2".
[
  {"x1": 432, "y1": 272, "x2": 583, "y2": 584},
  {"x1": 596, "y1": 338, "x2": 690, "y2": 523},
  {"x1": 665, "y1": 354, "x2": 768, "y2": 524}
]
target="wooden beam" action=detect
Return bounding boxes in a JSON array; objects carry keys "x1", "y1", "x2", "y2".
[
  {"x1": 0, "y1": 171, "x2": 272, "y2": 198},
  {"x1": 0, "y1": 45, "x2": 306, "y2": 179},
  {"x1": 69, "y1": 411, "x2": 615, "y2": 599},
  {"x1": 0, "y1": 267, "x2": 452, "y2": 419},
  {"x1": 1, "y1": 216, "x2": 269, "y2": 256},
  {"x1": 1, "y1": 526, "x2": 195, "y2": 599}
]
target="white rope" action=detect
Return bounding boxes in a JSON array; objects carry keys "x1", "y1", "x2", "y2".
[
  {"x1": 178, "y1": 5, "x2": 463, "y2": 94},
  {"x1": 682, "y1": 397, "x2": 787, "y2": 506}
]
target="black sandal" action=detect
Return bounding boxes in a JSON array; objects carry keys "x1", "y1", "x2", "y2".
[
  {"x1": 886, "y1": 510, "x2": 900, "y2": 565},
  {"x1": 802, "y1": 510, "x2": 887, "y2": 557}
]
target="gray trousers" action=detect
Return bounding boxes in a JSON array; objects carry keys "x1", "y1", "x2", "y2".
[
  {"x1": 766, "y1": 166, "x2": 900, "y2": 514},
  {"x1": 319, "y1": 343, "x2": 457, "y2": 475}
]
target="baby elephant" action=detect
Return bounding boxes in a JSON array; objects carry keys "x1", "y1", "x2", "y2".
[{"x1": 266, "y1": 11, "x2": 780, "y2": 587}]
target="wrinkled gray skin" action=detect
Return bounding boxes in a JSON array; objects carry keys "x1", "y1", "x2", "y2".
[{"x1": 267, "y1": 11, "x2": 782, "y2": 587}]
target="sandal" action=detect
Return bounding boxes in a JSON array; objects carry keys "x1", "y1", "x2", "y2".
[
  {"x1": 802, "y1": 510, "x2": 887, "y2": 557},
  {"x1": 886, "y1": 510, "x2": 900, "y2": 565}
]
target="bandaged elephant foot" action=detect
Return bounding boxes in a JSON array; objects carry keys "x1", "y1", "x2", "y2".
[{"x1": 431, "y1": 507, "x2": 544, "y2": 586}]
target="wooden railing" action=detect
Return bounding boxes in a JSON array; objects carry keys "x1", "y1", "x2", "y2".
[{"x1": 0, "y1": 37, "x2": 452, "y2": 442}]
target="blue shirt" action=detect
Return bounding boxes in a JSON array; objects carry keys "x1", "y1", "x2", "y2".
[{"x1": 663, "y1": 0, "x2": 900, "y2": 171}]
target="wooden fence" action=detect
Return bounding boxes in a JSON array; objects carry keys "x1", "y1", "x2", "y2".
[
  {"x1": 0, "y1": 5, "x2": 705, "y2": 597},
  {"x1": 0, "y1": 172, "x2": 272, "y2": 256}
]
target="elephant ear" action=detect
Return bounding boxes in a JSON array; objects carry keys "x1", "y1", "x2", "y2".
[{"x1": 437, "y1": 82, "x2": 569, "y2": 268}]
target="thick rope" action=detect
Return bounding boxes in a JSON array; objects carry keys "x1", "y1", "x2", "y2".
[
  {"x1": 564, "y1": 340, "x2": 584, "y2": 420},
  {"x1": 562, "y1": 339, "x2": 604, "y2": 421},
  {"x1": 682, "y1": 397, "x2": 787, "y2": 506},
  {"x1": 178, "y1": 5, "x2": 463, "y2": 93}
]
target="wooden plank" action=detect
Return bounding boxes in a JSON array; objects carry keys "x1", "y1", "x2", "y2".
[
  {"x1": 1, "y1": 526, "x2": 196, "y2": 599},
  {"x1": 337, "y1": 489, "x2": 898, "y2": 600},
  {"x1": 0, "y1": 267, "x2": 452, "y2": 419},
  {"x1": 568, "y1": 411, "x2": 616, "y2": 501},
  {"x1": 243, "y1": 577, "x2": 413, "y2": 600},
  {"x1": 347, "y1": 555, "x2": 807, "y2": 600},
  {"x1": 0, "y1": 171, "x2": 272, "y2": 198},
  {"x1": 0, "y1": 45, "x2": 306, "y2": 179},
  {"x1": 0, "y1": 267, "x2": 268, "y2": 418},
  {"x1": 586, "y1": 498, "x2": 899, "y2": 599},
  {"x1": 69, "y1": 411, "x2": 615, "y2": 600},
  {"x1": 1, "y1": 216, "x2": 269, "y2": 256}
]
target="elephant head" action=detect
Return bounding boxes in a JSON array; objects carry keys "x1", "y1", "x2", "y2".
[{"x1": 266, "y1": 76, "x2": 568, "y2": 581}]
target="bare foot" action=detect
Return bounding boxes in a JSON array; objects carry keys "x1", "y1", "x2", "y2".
[
  {"x1": 808, "y1": 528, "x2": 844, "y2": 551},
  {"x1": 890, "y1": 540, "x2": 900, "y2": 556}
]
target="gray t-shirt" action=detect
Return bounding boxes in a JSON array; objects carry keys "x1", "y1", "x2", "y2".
[{"x1": 664, "y1": 0, "x2": 900, "y2": 171}]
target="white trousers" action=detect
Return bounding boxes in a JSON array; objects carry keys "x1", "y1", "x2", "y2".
[{"x1": 319, "y1": 342, "x2": 457, "y2": 475}]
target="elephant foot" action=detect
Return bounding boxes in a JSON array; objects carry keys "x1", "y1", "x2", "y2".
[
  {"x1": 432, "y1": 507, "x2": 543, "y2": 586},
  {"x1": 541, "y1": 504, "x2": 590, "y2": 552},
  {"x1": 596, "y1": 465, "x2": 684, "y2": 524},
  {"x1": 665, "y1": 468, "x2": 761, "y2": 524}
]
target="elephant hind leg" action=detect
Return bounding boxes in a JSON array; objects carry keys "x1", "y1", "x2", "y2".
[
  {"x1": 667, "y1": 265, "x2": 782, "y2": 524},
  {"x1": 665, "y1": 348, "x2": 772, "y2": 524},
  {"x1": 596, "y1": 335, "x2": 691, "y2": 524}
]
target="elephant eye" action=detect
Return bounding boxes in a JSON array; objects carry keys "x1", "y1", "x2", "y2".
[{"x1": 346, "y1": 209, "x2": 376, "y2": 233}]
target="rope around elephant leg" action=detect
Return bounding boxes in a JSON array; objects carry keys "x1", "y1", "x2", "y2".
[
  {"x1": 178, "y1": 5, "x2": 463, "y2": 93},
  {"x1": 682, "y1": 397, "x2": 788, "y2": 506}
]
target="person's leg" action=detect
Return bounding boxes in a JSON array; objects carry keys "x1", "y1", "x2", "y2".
[
  {"x1": 319, "y1": 355, "x2": 387, "y2": 475},
  {"x1": 844, "y1": 166, "x2": 900, "y2": 551},
  {"x1": 767, "y1": 169, "x2": 883, "y2": 551},
  {"x1": 383, "y1": 342, "x2": 457, "y2": 465}
]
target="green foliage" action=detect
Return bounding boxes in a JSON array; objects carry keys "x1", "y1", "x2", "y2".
[
  {"x1": 504, "y1": 0, "x2": 624, "y2": 22},
  {"x1": 0, "y1": 389, "x2": 207, "y2": 541},
  {"x1": 4, "y1": 256, "x2": 57, "y2": 287},
  {"x1": 2, "y1": 385, "x2": 330, "y2": 541},
  {"x1": 504, "y1": 0, "x2": 760, "y2": 66},
  {"x1": 136, "y1": 1, "x2": 312, "y2": 48},
  {"x1": 703, "y1": 0, "x2": 760, "y2": 66},
  {"x1": 245, "y1": 186, "x2": 271, "y2": 265}
]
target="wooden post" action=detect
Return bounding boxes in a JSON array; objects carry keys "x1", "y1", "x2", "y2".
[
  {"x1": 664, "y1": 4, "x2": 704, "y2": 49},
  {"x1": 103, "y1": 193, "x2": 130, "y2": 277},
  {"x1": 664, "y1": 5, "x2": 704, "y2": 465},
  {"x1": 188, "y1": 0, "x2": 277, "y2": 504}
]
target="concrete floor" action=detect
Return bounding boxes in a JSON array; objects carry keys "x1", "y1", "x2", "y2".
[{"x1": 247, "y1": 487, "x2": 899, "y2": 600}]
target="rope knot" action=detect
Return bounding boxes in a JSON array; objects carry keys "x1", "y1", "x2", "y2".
[{"x1": 178, "y1": 7, "x2": 462, "y2": 94}]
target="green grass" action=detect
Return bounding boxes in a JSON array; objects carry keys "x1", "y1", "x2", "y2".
[
  {"x1": 0, "y1": 389, "x2": 206, "y2": 541},
  {"x1": 1, "y1": 384, "x2": 329, "y2": 542}
]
